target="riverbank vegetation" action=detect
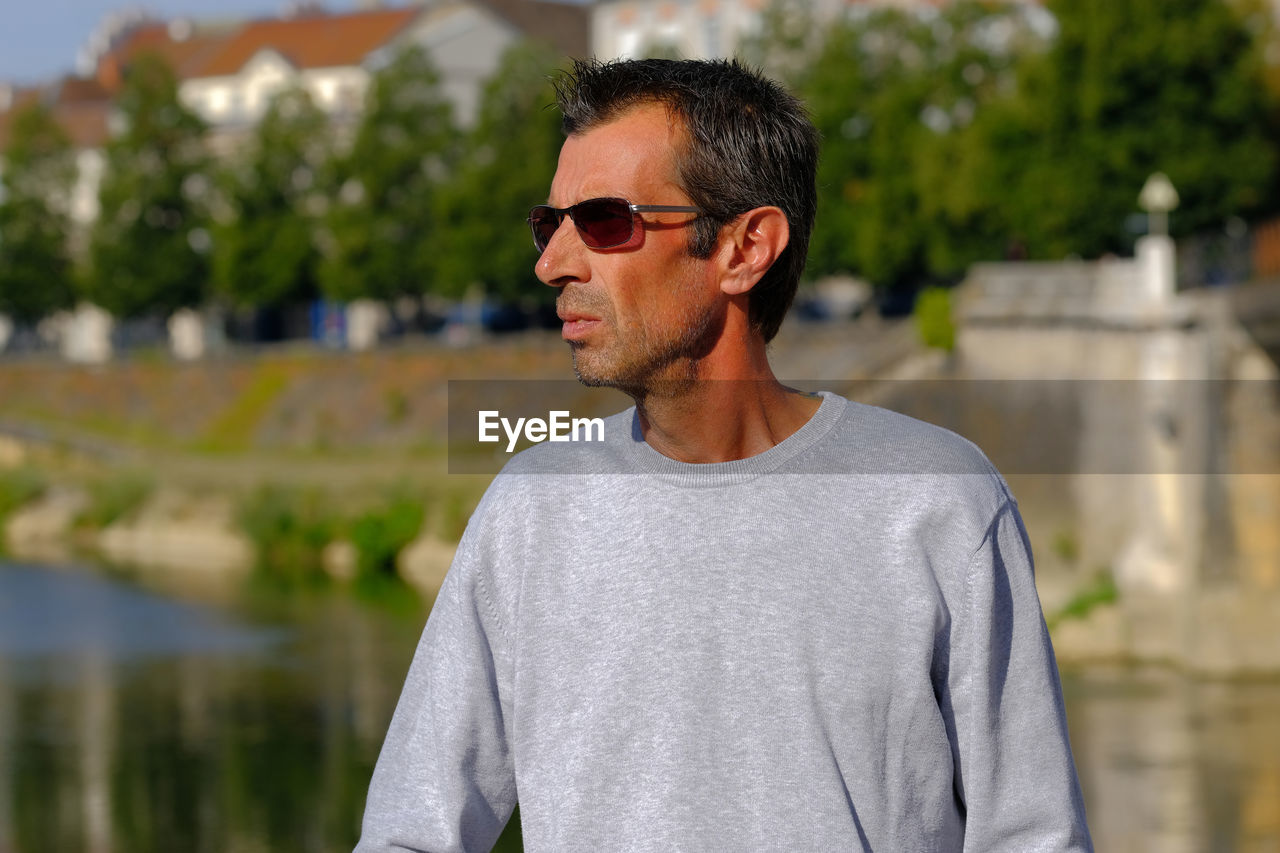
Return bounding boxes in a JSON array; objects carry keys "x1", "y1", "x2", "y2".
[{"x1": 0, "y1": 344, "x2": 548, "y2": 590}]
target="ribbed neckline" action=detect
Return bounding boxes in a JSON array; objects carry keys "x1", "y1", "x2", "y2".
[{"x1": 617, "y1": 391, "x2": 847, "y2": 487}]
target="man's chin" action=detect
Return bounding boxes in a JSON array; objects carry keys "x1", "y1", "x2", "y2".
[
  {"x1": 569, "y1": 348, "x2": 641, "y2": 394},
  {"x1": 570, "y1": 349, "x2": 617, "y2": 388}
]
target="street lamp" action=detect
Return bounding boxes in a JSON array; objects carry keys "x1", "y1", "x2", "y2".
[{"x1": 1139, "y1": 172, "x2": 1179, "y2": 237}]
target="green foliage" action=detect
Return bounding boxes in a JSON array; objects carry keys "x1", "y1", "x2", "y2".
[
  {"x1": 743, "y1": 0, "x2": 1280, "y2": 289},
  {"x1": 349, "y1": 487, "x2": 423, "y2": 577},
  {"x1": 798, "y1": 2, "x2": 1041, "y2": 290},
  {"x1": 914, "y1": 286, "x2": 955, "y2": 351},
  {"x1": 77, "y1": 473, "x2": 154, "y2": 528},
  {"x1": 0, "y1": 467, "x2": 47, "y2": 528},
  {"x1": 237, "y1": 484, "x2": 338, "y2": 578},
  {"x1": 198, "y1": 364, "x2": 291, "y2": 451},
  {"x1": 636, "y1": 41, "x2": 684, "y2": 61},
  {"x1": 85, "y1": 53, "x2": 212, "y2": 318},
  {"x1": 434, "y1": 39, "x2": 564, "y2": 303},
  {"x1": 384, "y1": 388, "x2": 409, "y2": 424},
  {"x1": 319, "y1": 46, "x2": 459, "y2": 303},
  {"x1": 0, "y1": 102, "x2": 78, "y2": 322},
  {"x1": 1051, "y1": 529, "x2": 1080, "y2": 564},
  {"x1": 492, "y1": 805, "x2": 523, "y2": 853},
  {"x1": 214, "y1": 88, "x2": 330, "y2": 309},
  {"x1": 1047, "y1": 570, "x2": 1118, "y2": 629},
  {"x1": 963, "y1": 0, "x2": 1278, "y2": 259},
  {"x1": 737, "y1": 0, "x2": 821, "y2": 87}
]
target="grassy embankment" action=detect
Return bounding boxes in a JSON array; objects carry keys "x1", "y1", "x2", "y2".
[{"x1": 0, "y1": 335, "x2": 571, "y2": 586}]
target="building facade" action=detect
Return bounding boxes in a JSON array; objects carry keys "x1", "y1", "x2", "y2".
[
  {"x1": 589, "y1": 0, "x2": 1046, "y2": 61},
  {"x1": 0, "y1": 0, "x2": 589, "y2": 226}
]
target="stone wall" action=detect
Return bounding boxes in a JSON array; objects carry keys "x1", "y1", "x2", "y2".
[{"x1": 956, "y1": 259, "x2": 1280, "y2": 672}]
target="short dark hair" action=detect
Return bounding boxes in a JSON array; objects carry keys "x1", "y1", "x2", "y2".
[{"x1": 553, "y1": 58, "x2": 819, "y2": 343}]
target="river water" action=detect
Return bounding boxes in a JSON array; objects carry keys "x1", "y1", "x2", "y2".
[{"x1": 1, "y1": 560, "x2": 1278, "y2": 852}]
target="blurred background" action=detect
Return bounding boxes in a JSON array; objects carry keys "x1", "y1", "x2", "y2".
[{"x1": 1, "y1": 0, "x2": 1279, "y2": 850}]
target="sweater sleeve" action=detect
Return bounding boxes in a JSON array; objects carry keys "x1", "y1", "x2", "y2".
[
  {"x1": 948, "y1": 498, "x2": 1093, "y2": 852},
  {"x1": 354, "y1": 534, "x2": 517, "y2": 853}
]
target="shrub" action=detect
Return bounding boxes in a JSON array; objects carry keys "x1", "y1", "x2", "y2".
[
  {"x1": 1047, "y1": 571, "x2": 1118, "y2": 629},
  {"x1": 0, "y1": 467, "x2": 47, "y2": 526},
  {"x1": 77, "y1": 473, "x2": 154, "y2": 528},
  {"x1": 1051, "y1": 530, "x2": 1080, "y2": 564},
  {"x1": 350, "y1": 489, "x2": 424, "y2": 578},
  {"x1": 237, "y1": 485, "x2": 337, "y2": 578},
  {"x1": 914, "y1": 286, "x2": 955, "y2": 352}
]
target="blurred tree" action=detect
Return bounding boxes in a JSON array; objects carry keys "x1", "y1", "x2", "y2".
[
  {"x1": 799, "y1": 3, "x2": 1043, "y2": 290},
  {"x1": 434, "y1": 39, "x2": 564, "y2": 303},
  {"x1": 962, "y1": 0, "x2": 1278, "y2": 259},
  {"x1": 737, "y1": 0, "x2": 820, "y2": 87},
  {"x1": 214, "y1": 87, "x2": 330, "y2": 309},
  {"x1": 636, "y1": 41, "x2": 685, "y2": 61},
  {"x1": 0, "y1": 101, "x2": 77, "y2": 323},
  {"x1": 85, "y1": 53, "x2": 212, "y2": 318},
  {"x1": 319, "y1": 46, "x2": 459, "y2": 304}
]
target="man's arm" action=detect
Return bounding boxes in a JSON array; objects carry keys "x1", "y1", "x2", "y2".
[
  {"x1": 946, "y1": 498, "x2": 1093, "y2": 852},
  {"x1": 355, "y1": 542, "x2": 517, "y2": 853}
]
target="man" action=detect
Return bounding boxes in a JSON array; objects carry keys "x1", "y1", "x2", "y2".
[{"x1": 357, "y1": 58, "x2": 1091, "y2": 852}]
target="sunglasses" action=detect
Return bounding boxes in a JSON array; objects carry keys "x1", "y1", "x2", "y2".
[{"x1": 527, "y1": 197, "x2": 702, "y2": 254}]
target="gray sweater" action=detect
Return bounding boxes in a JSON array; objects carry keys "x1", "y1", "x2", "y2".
[{"x1": 357, "y1": 392, "x2": 1092, "y2": 852}]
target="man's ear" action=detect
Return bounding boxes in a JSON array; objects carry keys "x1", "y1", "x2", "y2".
[{"x1": 717, "y1": 206, "x2": 790, "y2": 297}]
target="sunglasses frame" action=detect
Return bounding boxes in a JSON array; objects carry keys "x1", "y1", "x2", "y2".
[{"x1": 527, "y1": 197, "x2": 703, "y2": 254}]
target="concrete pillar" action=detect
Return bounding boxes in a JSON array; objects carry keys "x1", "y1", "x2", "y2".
[
  {"x1": 1137, "y1": 234, "x2": 1177, "y2": 304},
  {"x1": 167, "y1": 308, "x2": 206, "y2": 361},
  {"x1": 345, "y1": 299, "x2": 387, "y2": 352},
  {"x1": 59, "y1": 303, "x2": 114, "y2": 364}
]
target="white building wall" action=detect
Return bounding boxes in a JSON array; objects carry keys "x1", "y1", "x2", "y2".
[
  {"x1": 592, "y1": 0, "x2": 803, "y2": 60},
  {"x1": 70, "y1": 148, "x2": 104, "y2": 225},
  {"x1": 590, "y1": 0, "x2": 1040, "y2": 60},
  {"x1": 299, "y1": 66, "x2": 369, "y2": 117},
  {"x1": 182, "y1": 60, "x2": 371, "y2": 129},
  {"x1": 398, "y1": 3, "x2": 519, "y2": 128}
]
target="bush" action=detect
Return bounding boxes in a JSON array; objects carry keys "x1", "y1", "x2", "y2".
[
  {"x1": 0, "y1": 467, "x2": 47, "y2": 526},
  {"x1": 914, "y1": 286, "x2": 955, "y2": 352},
  {"x1": 1047, "y1": 571, "x2": 1118, "y2": 630},
  {"x1": 237, "y1": 485, "x2": 338, "y2": 579},
  {"x1": 350, "y1": 489, "x2": 424, "y2": 578},
  {"x1": 77, "y1": 473, "x2": 154, "y2": 529}
]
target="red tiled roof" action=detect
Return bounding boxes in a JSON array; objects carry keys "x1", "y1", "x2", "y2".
[
  {"x1": 0, "y1": 78, "x2": 111, "y2": 150},
  {"x1": 198, "y1": 8, "x2": 419, "y2": 77},
  {"x1": 51, "y1": 100, "x2": 112, "y2": 149},
  {"x1": 55, "y1": 76, "x2": 112, "y2": 104},
  {"x1": 97, "y1": 21, "x2": 240, "y2": 89}
]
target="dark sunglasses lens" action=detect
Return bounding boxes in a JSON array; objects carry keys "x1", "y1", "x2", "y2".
[
  {"x1": 528, "y1": 207, "x2": 559, "y2": 252},
  {"x1": 573, "y1": 199, "x2": 634, "y2": 248}
]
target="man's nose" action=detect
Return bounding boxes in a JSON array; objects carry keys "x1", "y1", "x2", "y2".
[{"x1": 535, "y1": 218, "x2": 587, "y2": 289}]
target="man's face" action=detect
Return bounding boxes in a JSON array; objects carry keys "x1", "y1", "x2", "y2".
[{"x1": 535, "y1": 104, "x2": 724, "y2": 393}]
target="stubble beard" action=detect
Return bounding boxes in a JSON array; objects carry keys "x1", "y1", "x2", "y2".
[{"x1": 568, "y1": 298, "x2": 721, "y2": 400}]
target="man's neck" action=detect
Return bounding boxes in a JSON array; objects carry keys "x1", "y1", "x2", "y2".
[{"x1": 631, "y1": 368, "x2": 822, "y2": 464}]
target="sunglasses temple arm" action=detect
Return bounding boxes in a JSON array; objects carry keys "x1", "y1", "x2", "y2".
[{"x1": 629, "y1": 205, "x2": 703, "y2": 214}]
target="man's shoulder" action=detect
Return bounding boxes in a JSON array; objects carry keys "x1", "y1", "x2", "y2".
[
  {"x1": 796, "y1": 394, "x2": 1015, "y2": 536},
  {"x1": 815, "y1": 394, "x2": 1002, "y2": 479}
]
